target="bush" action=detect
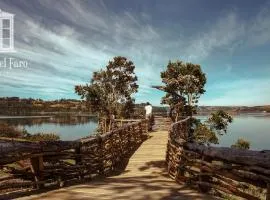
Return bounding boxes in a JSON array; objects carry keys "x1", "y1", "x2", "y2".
[
  {"x1": 26, "y1": 133, "x2": 60, "y2": 141},
  {"x1": 206, "y1": 110, "x2": 233, "y2": 135},
  {"x1": 0, "y1": 123, "x2": 24, "y2": 138},
  {"x1": 0, "y1": 123, "x2": 60, "y2": 141},
  {"x1": 193, "y1": 123, "x2": 218, "y2": 145},
  {"x1": 231, "y1": 138, "x2": 250, "y2": 150},
  {"x1": 193, "y1": 110, "x2": 233, "y2": 145}
]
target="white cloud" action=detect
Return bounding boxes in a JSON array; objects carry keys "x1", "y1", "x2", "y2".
[
  {"x1": 0, "y1": 0, "x2": 270, "y2": 105},
  {"x1": 185, "y1": 2, "x2": 270, "y2": 62},
  {"x1": 200, "y1": 79, "x2": 270, "y2": 106},
  {"x1": 0, "y1": 0, "x2": 165, "y2": 101}
]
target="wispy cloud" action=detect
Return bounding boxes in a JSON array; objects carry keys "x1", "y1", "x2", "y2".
[
  {"x1": 0, "y1": 0, "x2": 165, "y2": 100},
  {"x1": 247, "y1": 2, "x2": 270, "y2": 46},
  {"x1": 185, "y1": 3, "x2": 270, "y2": 61},
  {"x1": 200, "y1": 78, "x2": 270, "y2": 106},
  {"x1": 0, "y1": 0, "x2": 270, "y2": 105},
  {"x1": 186, "y1": 12, "x2": 245, "y2": 61}
]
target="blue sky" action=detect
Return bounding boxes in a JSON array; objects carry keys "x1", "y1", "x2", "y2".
[{"x1": 0, "y1": 0, "x2": 270, "y2": 106}]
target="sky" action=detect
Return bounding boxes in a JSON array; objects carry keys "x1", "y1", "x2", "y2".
[{"x1": 0, "y1": 0, "x2": 270, "y2": 106}]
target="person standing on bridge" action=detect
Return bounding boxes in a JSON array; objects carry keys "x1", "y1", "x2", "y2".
[{"x1": 145, "y1": 102, "x2": 154, "y2": 131}]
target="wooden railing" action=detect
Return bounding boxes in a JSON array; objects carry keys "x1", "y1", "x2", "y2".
[
  {"x1": 0, "y1": 119, "x2": 148, "y2": 196},
  {"x1": 98, "y1": 118, "x2": 142, "y2": 133},
  {"x1": 166, "y1": 117, "x2": 270, "y2": 200}
]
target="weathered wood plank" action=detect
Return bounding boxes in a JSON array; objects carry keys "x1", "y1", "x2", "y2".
[
  {"x1": 267, "y1": 183, "x2": 270, "y2": 200},
  {"x1": 0, "y1": 119, "x2": 150, "y2": 197},
  {"x1": 166, "y1": 117, "x2": 270, "y2": 200},
  {"x1": 185, "y1": 143, "x2": 270, "y2": 169},
  {"x1": 0, "y1": 139, "x2": 79, "y2": 156},
  {"x1": 13, "y1": 130, "x2": 216, "y2": 200}
]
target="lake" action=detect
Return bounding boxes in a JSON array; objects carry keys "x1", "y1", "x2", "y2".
[
  {"x1": 197, "y1": 113, "x2": 270, "y2": 150},
  {"x1": 0, "y1": 115, "x2": 98, "y2": 141},
  {"x1": 0, "y1": 114, "x2": 269, "y2": 150}
]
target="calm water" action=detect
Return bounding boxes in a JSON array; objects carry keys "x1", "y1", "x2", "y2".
[
  {"x1": 197, "y1": 113, "x2": 270, "y2": 150},
  {"x1": 0, "y1": 115, "x2": 98, "y2": 141},
  {"x1": 0, "y1": 114, "x2": 269, "y2": 150}
]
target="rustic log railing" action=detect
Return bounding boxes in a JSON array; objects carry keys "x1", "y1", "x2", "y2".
[
  {"x1": 98, "y1": 118, "x2": 142, "y2": 133},
  {"x1": 0, "y1": 119, "x2": 148, "y2": 196},
  {"x1": 166, "y1": 117, "x2": 270, "y2": 200}
]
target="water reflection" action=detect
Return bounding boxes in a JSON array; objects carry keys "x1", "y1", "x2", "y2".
[
  {"x1": 0, "y1": 115, "x2": 97, "y2": 126},
  {"x1": 1, "y1": 114, "x2": 269, "y2": 149},
  {"x1": 0, "y1": 115, "x2": 98, "y2": 141}
]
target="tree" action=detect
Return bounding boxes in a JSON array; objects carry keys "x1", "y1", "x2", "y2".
[
  {"x1": 193, "y1": 110, "x2": 233, "y2": 145},
  {"x1": 159, "y1": 60, "x2": 206, "y2": 121},
  {"x1": 120, "y1": 98, "x2": 136, "y2": 118},
  {"x1": 75, "y1": 56, "x2": 138, "y2": 120},
  {"x1": 231, "y1": 138, "x2": 250, "y2": 150},
  {"x1": 156, "y1": 59, "x2": 234, "y2": 146},
  {"x1": 193, "y1": 123, "x2": 219, "y2": 145},
  {"x1": 205, "y1": 110, "x2": 233, "y2": 136}
]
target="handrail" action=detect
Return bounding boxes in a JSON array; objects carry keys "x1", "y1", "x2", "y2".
[
  {"x1": 169, "y1": 117, "x2": 190, "y2": 127},
  {"x1": 0, "y1": 119, "x2": 149, "y2": 196},
  {"x1": 166, "y1": 117, "x2": 270, "y2": 200}
]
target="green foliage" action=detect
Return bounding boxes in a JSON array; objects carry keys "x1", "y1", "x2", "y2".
[
  {"x1": 231, "y1": 138, "x2": 250, "y2": 149},
  {"x1": 121, "y1": 98, "x2": 136, "y2": 118},
  {"x1": 0, "y1": 97, "x2": 91, "y2": 114},
  {"x1": 158, "y1": 60, "x2": 234, "y2": 146},
  {"x1": 0, "y1": 122, "x2": 59, "y2": 141},
  {"x1": 26, "y1": 133, "x2": 60, "y2": 141},
  {"x1": 193, "y1": 123, "x2": 218, "y2": 145},
  {"x1": 160, "y1": 60, "x2": 206, "y2": 121},
  {"x1": 0, "y1": 123, "x2": 24, "y2": 138},
  {"x1": 193, "y1": 110, "x2": 233, "y2": 145},
  {"x1": 75, "y1": 56, "x2": 138, "y2": 119},
  {"x1": 206, "y1": 110, "x2": 233, "y2": 135}
]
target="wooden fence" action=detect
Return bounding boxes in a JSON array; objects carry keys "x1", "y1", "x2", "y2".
[
  {"x1": 166, "y1": 117, "x2": 270, "y2": 200},
  {"x1": 98, "y1": 118, "x2": 142, "y2": 133},
  {"x1": 0, "y1": 119, "x2": 148, "y2": 196}
]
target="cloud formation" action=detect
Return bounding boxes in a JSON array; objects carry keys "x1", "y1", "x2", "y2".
[{"x1": 0, "y1": 0, "x2": 269, "y2": 105}]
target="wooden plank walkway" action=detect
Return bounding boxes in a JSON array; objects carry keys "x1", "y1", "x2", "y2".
[{"x1": 17, "y1": 130, "x2": 216, "y2": 200}]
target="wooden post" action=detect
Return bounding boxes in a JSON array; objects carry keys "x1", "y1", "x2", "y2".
[
  {"x1": 75, "y1": 144, "x2": 82, "y2": 164},
  {"x1": 30, "y1": 156, "x2": 44, "y2": 189},
  {"x1": 108, "y1": 119, "x2": 111, "y2": 132},
  {"x1": 198, "y1": 156, "x2": 212, "y2": 193},
  {"x1": 104, "y1": 118, "x2": 107, "y2": 133},
  {"x1": 75, "y1": 144, "x2": 82, "y2": 182},
  {"x1": 97, "y1": 136, "x2": 104, "y2": 176},
  {"x1": 126, "y1": 126, "x2": 131, "y2": 153},
  {"x1": 139, "y1": 122, "x2": 143, "y2": 139},
  {"x1": 267, "y1": 183, "x2": 270, "y2": 200}
]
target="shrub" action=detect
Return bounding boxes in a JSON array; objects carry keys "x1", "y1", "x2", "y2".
[
  {"x1": 193, "y1": 110, "x2": 233, "y2": 145},
  {"x1": 0, "y1": 123, "x2": 23, "y2": 138},
  {"x1": 193, "y1": 123, "x2": 218, "y2": 145},
  {"x1": 231, "y1": 138, "x2": 250, "y2": 150},
  {"x1": 26, "y1": 133, "x2": 60, "y2": 141},
  {"x1": 0, "y1": 123, "x2": 60, "y2": 141}
]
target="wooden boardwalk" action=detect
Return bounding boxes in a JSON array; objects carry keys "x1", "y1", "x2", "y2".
[{"x1": 17, "y1": 129, "x2": 216, "y2": 200}]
